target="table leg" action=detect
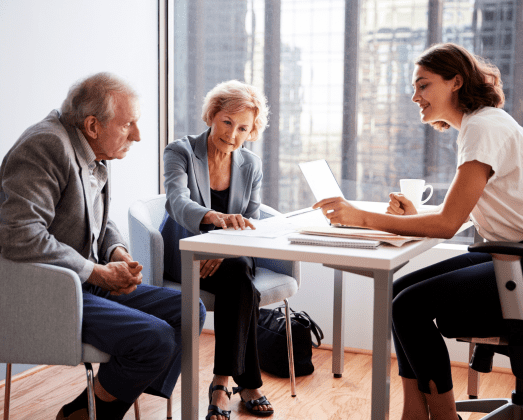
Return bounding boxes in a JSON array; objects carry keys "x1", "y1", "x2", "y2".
[
  {"x1": 332, "y1": 269, "x2": 345, "y2": 378},
  {"x1": 371, "y1": 269, "x2": 393, "y2": 420},
  {"x1": 181, "y1": 250, "x2": 202, "y2": 420}
]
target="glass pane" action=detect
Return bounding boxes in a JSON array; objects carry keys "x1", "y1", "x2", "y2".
[{"x1": 169, "y1": 0, "x2": 521, "y2": 244}]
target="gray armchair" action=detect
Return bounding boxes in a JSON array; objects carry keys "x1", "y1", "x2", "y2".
[
  {"x1": 0, "y1": 255, "x2": 141, "y2": 420},
  {"x1": 128, "y1": 194, "x2": 301, "y2": 396}
]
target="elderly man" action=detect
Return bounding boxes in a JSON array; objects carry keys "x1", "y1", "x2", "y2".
[{"x1": 0, "y1": 72, "x2": 206, "y2": 420}]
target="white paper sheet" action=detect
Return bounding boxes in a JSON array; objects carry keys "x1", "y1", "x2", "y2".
[{"x1": 207, "y1": 217, "x2": 298, "y2": 238}]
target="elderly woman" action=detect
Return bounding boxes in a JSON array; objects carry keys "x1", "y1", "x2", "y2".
[{"x1": 160, "y1": 80, "x2": 272, "y2": 420}]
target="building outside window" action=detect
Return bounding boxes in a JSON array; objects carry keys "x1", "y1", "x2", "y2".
[{"x1": 168, "y1": 0, "x2": 522, "y2": 244}]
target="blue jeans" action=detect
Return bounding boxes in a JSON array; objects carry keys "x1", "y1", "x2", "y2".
[
  {"x1": 391, "y1": 252, "x2": 507, "y2": 394},
  {"x1": 81, "y1": 283, "x2": 206, "y2": 403}
]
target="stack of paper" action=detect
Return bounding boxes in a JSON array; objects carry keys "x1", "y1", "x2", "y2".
[{"x1": 298, "y1": 226, "x2": 425, "y2": 247}]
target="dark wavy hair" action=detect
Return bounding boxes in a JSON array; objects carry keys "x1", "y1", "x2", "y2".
[{"x1": 416, "y1": 43, "x2": 505, "y2": 131}]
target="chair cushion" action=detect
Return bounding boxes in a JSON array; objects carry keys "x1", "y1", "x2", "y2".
[
  {"x1": 81, "y1": 343, "x2": 111, "y2": 363},
  {"x1": 255, "y1": 267, "x2": 298, "y2": 307},
  {"x1": 163, "y1": 267, "x2": 298, "y2": 312}
]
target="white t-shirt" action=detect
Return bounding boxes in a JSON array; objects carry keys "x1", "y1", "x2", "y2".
[{"x1": 457, "y1": 107, "x2": 523, "y2": 242}]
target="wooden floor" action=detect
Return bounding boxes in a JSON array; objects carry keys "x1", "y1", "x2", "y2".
[{"x1": 0, "y1": 332, "x2": 516, "y2": 420}]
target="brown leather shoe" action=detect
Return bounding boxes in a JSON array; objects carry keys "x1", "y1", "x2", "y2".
[{"x1": 56, "y1": 406, "x2": 89, "y2": 420}]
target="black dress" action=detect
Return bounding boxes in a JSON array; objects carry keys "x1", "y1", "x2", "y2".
[{"x1": 200, "y1": 187, "x2": 262, "y2": 389}]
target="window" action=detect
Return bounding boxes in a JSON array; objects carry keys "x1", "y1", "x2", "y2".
[{"x1": 166, "y1": 0, "x2": 522, "y2": 245}]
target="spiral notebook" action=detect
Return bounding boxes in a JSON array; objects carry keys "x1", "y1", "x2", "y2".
[{"x1": 288, "y1": 234, "x2": 380, "y2": 249}]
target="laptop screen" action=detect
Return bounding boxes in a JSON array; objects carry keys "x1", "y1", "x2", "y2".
[{"x1": 298, "y1": 159, "x2": 344, "y2": 202}]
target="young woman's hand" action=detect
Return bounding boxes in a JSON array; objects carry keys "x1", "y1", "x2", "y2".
[
  {"x1": 386, "y1": 193, "x2": 418, "y2": 216},
  {"x1": 312, "y1": 196, "x2": 363, "y2": 227}
]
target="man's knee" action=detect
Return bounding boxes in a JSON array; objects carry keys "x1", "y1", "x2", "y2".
[{"x1": 145, "y1": 321, "x2": 177, "y2": 367}]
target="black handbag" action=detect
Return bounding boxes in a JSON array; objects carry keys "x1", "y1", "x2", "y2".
[{"x1": 257, "y1": 305, "x2": 324, "y2": 378}]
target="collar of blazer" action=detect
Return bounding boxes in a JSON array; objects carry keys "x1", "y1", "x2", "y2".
[
  {"x1": 192, "y1": 128, "x2": 252, "y2": 213},
  {"x1": 58, "y1": 111, "x2": 109, "y2": 236}
]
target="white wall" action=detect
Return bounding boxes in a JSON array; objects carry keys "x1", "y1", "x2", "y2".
[{"x1": 0, "y1": 0, "x2": 159, "y2": 380}]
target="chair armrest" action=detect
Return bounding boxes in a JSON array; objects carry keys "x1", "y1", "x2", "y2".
[
  {"x1": 129, "y1": 202, "x2": 164, "y2": 287},
  {"x1": 0, "y1": 256, "x2": 83, "y2": 366},
  {"x1": 256, "y1": 204, "x2": 301, "y2": 288},
  {"x1": 469, "y1": 241, "x2": 523, "y2": 257}
]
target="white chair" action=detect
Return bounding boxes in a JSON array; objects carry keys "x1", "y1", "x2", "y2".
[
  {"x1": 0, "y1": 256, "x2": 141, "y2": 420},
  {"x1": 128, "y1": 194, "x2": 301, "y2": 397}
]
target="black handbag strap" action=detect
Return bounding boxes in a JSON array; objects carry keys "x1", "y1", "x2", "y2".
[
  {"x1": 294, "y1": 310, "x2": 324, "y2": 348},
  {"x1": 275, "y1": 306, "x2": 324, "y2": 348}
]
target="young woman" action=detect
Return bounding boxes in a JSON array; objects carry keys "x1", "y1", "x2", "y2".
[{"x1": 314, "y1": 43, "x2": 523, "y2": 420}]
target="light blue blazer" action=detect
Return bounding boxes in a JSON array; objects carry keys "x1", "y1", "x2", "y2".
[{"x1": 160, "y1": 128, "x2": 263, "y2": 281}]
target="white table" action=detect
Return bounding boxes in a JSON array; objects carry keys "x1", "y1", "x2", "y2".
[{"x1": 180, "y1": 204, "x2": 447, "y2": 420}]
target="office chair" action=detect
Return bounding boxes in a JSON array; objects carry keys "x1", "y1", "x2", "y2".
[
  {"x1": 128, "y1": 194, "x2": 301, "y2": 398},
  {"x1": 452, "y1": 241, "x2": 523, "y2": 419},
  {"x1": 0, "y1": 256, "x2": 141, "y2": 420}
]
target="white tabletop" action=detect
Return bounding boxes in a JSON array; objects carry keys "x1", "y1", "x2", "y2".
[{"x1": 179, "y1": 201, "x2": 445, "y2": 272}]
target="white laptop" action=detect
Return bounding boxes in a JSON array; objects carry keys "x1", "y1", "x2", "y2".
[
  {"x1": 298, "y1": 159, "x2": 344, "y2": 202},
  {"x1": 298, "y1": 159, "x2": 353, "y2": 227}
]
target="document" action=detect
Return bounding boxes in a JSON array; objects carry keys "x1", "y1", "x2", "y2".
[
  {"x1": 207, "y1": 217, "x2": 298, "y2": 239},
  {"x1": 298, "y1": 226, "x2": 425, "y2": 247}
]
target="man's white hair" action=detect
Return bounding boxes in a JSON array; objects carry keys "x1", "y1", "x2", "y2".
[{"x1": 61, "y1": 72, "x2": 138, "y2": 128}]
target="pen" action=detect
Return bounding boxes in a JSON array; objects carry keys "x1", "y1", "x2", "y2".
[{"x1": 285, "y1": 207, "x2": 321, "y2": 218}]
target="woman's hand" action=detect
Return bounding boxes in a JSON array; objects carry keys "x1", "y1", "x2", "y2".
[
  {"x1": 200, "y1": 258, "x2": 224, "y2": 278},
  {"x1": 312, "y1": 196, "x2": 363, "y2": 226},
  {"x1": 203, "y1": 211, "x2": 256, "y2": 230},
  {"x1": 386, "y1": 193, "x2": 418, "y2": 216}
]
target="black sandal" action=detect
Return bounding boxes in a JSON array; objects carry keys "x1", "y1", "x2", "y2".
[
  {"x1": 206, "y1": 382, "x2": 232, "y2": 420},
  {"x1": 233, "y1": 386, "x2": 274, "y2": 417}
]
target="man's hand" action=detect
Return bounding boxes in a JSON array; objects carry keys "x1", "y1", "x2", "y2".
[
  {"x1": 89, "y1": 247, "x2": 143, "y2": 295},
  {"x1": 89, "y1": 261, "x2": 143, "y2": 295},
  {"x1": 110, "y1": 246, "x2": 134, "y2": 263}
]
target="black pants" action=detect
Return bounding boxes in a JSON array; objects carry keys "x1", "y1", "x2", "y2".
[
  {"x1": 200, "y1": 256, "x2": 263, "y2": 389},
  {"x1": 392, "y1": 252, "x2": 507, "y2": 394}
]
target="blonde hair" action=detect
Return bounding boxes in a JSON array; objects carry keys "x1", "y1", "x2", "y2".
[{"x1": 201, "y1": 80, "x2": 269, "y2": 141}]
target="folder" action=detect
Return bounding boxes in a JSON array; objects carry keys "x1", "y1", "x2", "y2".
[{"x1": 298, "y1": 226, "x2": 424, "y2": 247}]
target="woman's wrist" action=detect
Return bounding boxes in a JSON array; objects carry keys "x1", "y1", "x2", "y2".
[{"x1": 201, "y1": 210, "x2": 216, "y2": 225}]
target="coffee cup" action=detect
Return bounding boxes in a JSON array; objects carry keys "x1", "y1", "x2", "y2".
[{"x1": 400, "y1": 179, "x2": 433, "y2": 209}]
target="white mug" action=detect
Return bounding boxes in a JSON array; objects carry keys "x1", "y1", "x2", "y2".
[{"x1": 400, "y1": 179, "x2": 433, "y2": 209}]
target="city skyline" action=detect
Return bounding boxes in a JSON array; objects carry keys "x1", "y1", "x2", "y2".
[{"x1": 170, "y1": 0, "x2": 522, "y2": 238}]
